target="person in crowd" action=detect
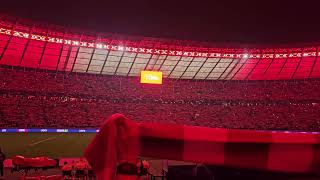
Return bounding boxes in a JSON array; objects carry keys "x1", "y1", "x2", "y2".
[
  {"x1": 75, "y1": 158, "x2": 87, "y2": 171},
  {"x1": 0, "y1": 147, "x2": 6, "y2": 179},
  {"x1": 61, "y1": 161, "x2": 72, "y2": 178},
  {"x1": 137, "y1": 159, "x2": 149, "y2": 177},
  {"x1": 74, "y1": 158, "x2": 88, "y2": 178}
]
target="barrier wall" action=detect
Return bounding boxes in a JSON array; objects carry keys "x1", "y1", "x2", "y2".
[
  {"x1": 0, "y1": 128, "x2": 99, "y2": 133},
  {"x1": 1, "y1": 128, "x2": 320, "y2": 134}
]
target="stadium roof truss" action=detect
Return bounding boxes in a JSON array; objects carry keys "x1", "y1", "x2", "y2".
[{"x1": 0, "y1": 15, "x2": 320, "y2": 80}]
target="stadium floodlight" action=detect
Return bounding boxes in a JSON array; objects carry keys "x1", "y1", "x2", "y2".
[
  {"x1": 96, "y1": 43, "x2": 103, "y2": 49},
  {"x1": 118, "y1": 46, "x2": 124, "y2": 51}
]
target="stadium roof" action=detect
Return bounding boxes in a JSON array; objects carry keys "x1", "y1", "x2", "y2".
[{"x1": 0, "y1": 15, "x2": 320, "y2": 80}]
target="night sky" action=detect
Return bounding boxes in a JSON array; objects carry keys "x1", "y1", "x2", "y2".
[{"x1": 1, "y1": 0, "x2": 320, "y2": 45}]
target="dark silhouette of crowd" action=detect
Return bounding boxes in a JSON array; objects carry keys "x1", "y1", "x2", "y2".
[{"x1": 0, "y1": 67, "x2": 320, "y2": 131}]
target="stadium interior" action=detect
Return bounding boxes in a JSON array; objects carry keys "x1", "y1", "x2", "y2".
[{"x1": 1, "y1": 14, "x2": 320, "y2": 179}]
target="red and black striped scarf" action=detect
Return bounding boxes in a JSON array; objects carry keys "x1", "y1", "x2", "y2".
[{"x1": 85, "y1": 114, "x2": 320, "y2": 180}]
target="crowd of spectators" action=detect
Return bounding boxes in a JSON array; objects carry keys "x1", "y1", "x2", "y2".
[
  {"x1": 0, "y1": 67, "x2": 320, "y2": 131},
  {"x1": 1, "y1": 67, "x2": 320, "y2": 101}
]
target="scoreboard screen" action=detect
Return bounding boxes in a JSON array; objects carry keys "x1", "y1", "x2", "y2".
[{"x1": 140, "y1": 71, "x2": 163, "y2": 84}]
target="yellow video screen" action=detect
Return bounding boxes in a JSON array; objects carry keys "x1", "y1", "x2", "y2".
[{"x1": 140, "y1": 71, "x2": 163, "y2": 84}]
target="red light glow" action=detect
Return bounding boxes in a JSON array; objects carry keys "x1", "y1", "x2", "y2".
[{"x1": 0, "y1": 26, "x2": 317, "y2": 59}]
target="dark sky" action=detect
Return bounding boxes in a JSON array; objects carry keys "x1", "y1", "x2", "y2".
[{"x1": 1, "y1": 0, "x2": 320, "y2": 45}]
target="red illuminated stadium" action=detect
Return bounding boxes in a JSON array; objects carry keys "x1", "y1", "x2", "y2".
[
  {"x1": 1, "y1": 14, "x2": 320, "y2": 130},
  {"x1": 1, "y1": 15, "x2": 320, "y2": 80},
  {"x1": 1, "y1": 14, "x2": 320, "y2": 180}
]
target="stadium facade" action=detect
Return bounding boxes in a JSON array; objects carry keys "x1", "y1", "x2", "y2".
[{"x1": 0, "y1": 15, "x2": 320, "y2": 80}]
